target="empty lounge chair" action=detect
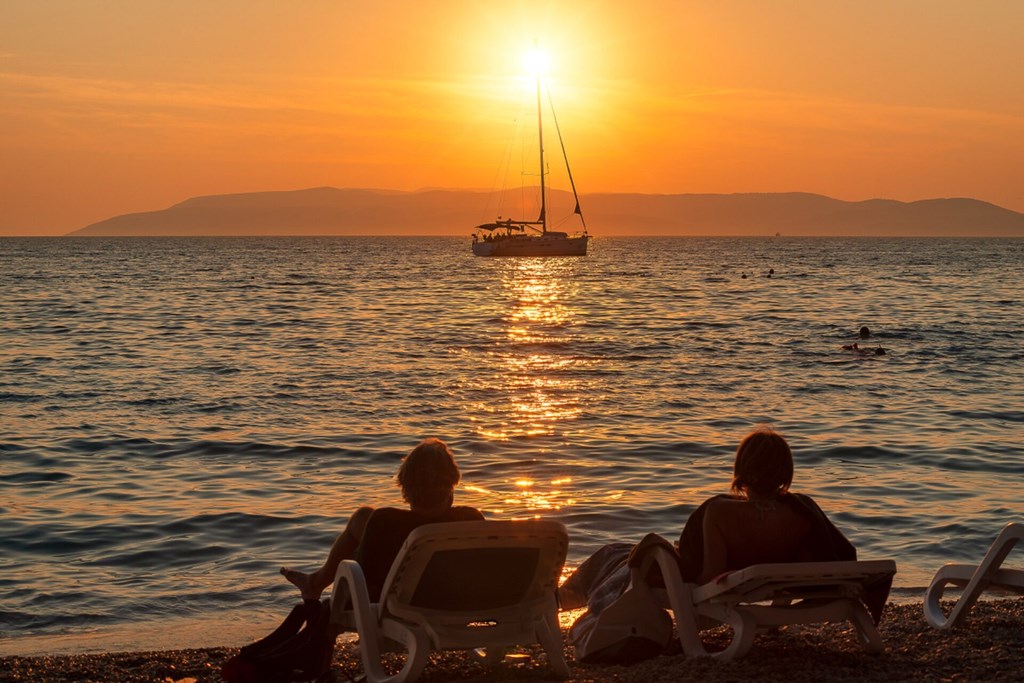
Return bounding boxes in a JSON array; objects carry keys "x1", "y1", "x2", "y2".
[{"x1": 924, "y1": 522, "x2": 1024, "y2": 630}]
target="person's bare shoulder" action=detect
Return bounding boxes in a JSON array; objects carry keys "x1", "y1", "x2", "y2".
[{"x1": 705, "y1": 495, "x2": 745, "y2": 517}]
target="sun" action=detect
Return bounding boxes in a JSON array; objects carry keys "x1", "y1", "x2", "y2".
[{"x1": 523, "y1": 47, "x2": 551, "y2": 78}]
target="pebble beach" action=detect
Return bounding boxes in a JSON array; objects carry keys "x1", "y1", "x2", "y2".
[{"x1": 3, "y1": 599, "x2": 1022, "y2": 683}]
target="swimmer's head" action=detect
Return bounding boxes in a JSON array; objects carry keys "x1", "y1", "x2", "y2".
[{"x1": 859, "y1": 326, "x2": 871, "y2": 339}]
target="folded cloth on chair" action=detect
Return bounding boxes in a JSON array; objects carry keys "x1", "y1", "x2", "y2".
[{"x1": 560, "y1": 534, "x2": 680, "y2": 616}]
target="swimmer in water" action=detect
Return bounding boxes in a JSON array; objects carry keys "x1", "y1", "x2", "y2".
[
  {"x1": 842, "y1": 342, "x2": 887, "y2": 356},
  {"x1": 859, "y1": 326, "x2": 871, "y2": 339}
]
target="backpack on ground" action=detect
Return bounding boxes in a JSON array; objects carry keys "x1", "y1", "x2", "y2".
[
  {"x1": 568, "y1": 535, "x2": 675, "y2": 665},
  {"x1": 569, "y1": 574, "x2": 673, "y2": 664}
]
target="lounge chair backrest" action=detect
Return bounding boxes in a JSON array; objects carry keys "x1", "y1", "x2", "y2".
[
  {"x1": 330, "y1": 519, "x2": 570, "y2": 682},
  {"x1": 925, "y1": 522, "x2": 1024, "y2": 630},
  {"x1": 381, "y1": 520, "x2": 568, "y2": 626}
]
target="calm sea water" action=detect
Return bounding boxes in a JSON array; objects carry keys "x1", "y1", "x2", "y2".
[{"x1": 1, "y1": 236, "x2": 1022, "y2": 655}]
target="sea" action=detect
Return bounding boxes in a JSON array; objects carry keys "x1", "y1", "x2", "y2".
[{"x1": 1, "y1": 236, "x2": 1022, "y2": 656}]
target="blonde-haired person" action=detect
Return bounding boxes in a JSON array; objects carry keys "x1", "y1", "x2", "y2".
[{"x1": 281, "y1": 438, "x2": 483, "y2": 601}]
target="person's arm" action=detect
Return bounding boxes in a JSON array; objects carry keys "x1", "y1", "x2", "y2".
[
  {"x1": 789, "y1": 493, "x2": 856, "y2": 561},
  {"x1": 281, "y1": 505, "x2": 373, "y2": 600},
  {"x1": 676, "y1": 496, "x2": 716, "y2": 583},
  {"x1": 699, "y1": 500, "x2": 728, "y2": 584},
  {"x1": 326, "y1": 506, "x2": 374, "y2": 569}
]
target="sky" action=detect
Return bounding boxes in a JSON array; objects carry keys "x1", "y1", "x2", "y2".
[{"x1": 2, "y1": 0, "x2": 1023, "y2": 235}]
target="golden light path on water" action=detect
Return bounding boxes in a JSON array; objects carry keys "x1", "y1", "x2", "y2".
[{"x1": 464, "y1": 257, "x2": 599, "y2": 520}]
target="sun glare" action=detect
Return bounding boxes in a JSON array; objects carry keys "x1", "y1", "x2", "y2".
[{"x1": 523, "y1": 47, "x2": 551, "y2": 77}]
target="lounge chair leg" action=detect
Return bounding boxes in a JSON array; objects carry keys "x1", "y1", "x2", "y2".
[
  {"x1": 336, "y1": 562, "x2": 430, "y2": 683},
  {"x1": 641, "y1": 543, "x2": 710, "y2": 658},
  {"x1": 368, "y1": 622, "x2": 430, "y2": 683},
  {"x1": 847, "y1": 599, "x2": 884, "y2": 654},
  {"x1": 711, "y1": 607, "x2": 757, "y2": 661},
  {"x1": 674, "y1": 608, "x2": 709, "y2": 658},
  {"x1": 335, "y1": 563, "x2": 396, "y2": 683},
  {"x1": 537, "y1": 611, "x2": 570, "y2": 678}
]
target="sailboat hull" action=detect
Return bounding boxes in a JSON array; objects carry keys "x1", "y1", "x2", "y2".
[{"x1": 472, "y1": 234, "x2": 588, "y2": 257}]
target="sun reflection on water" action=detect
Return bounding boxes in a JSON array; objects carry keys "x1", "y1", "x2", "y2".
[
  {"x1": 461, "y1": 258, "x2": 592, "y2": 517},
  {"x1": 469, "y1": 259, "x2": 588, "y2": 440},
  {"x1": 463, "y1": 476, "x2": 577, "y2": 516}
]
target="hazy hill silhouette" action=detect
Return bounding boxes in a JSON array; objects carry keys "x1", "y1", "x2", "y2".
[{"x1": 69, "y1": 187, "x2": 1024, "y2": 237}]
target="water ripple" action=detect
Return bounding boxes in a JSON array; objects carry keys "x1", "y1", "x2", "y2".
[{"x1": 1, "y1": 235, "x2": 1022, "y2": 651}]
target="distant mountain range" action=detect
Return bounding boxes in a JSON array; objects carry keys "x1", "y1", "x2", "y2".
[{"x1": 69, "y1": 187, "x2": 1024, "y2": 237}]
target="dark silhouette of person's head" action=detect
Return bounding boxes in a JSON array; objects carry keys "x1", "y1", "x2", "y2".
[
  {"x1": 731, "y1": 427, "x2": 793, "y2": 498},
  {"x1": 396, "y1": 438, "x2": 461, "y2": 510},
  {"x1": 859, "y1": 326, "x2": 871, "y2": 339}
]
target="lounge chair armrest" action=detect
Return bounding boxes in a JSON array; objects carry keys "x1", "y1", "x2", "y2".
[
  {"x1": 330, "y1": 560, "x2": 361, "y2": 623},
  {"x1": 332, "y1": 560, "x2": 380, "y2": 642},
  {"x1": 639, "y1": 539, "x2": 708, "y2": 657}
]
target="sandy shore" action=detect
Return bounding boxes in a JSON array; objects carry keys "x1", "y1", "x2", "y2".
[{"x1": 2, "y1": 599, "x2": 1021, "y2": 683}]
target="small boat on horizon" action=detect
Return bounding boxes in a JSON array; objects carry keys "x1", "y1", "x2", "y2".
[{"x1": 472, "y1": 67, "x2": 588, "y2": 257}]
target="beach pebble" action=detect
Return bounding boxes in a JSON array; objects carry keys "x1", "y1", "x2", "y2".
[{"x1": 3, "y1": 600, "x2": 1023, "y2": 682}]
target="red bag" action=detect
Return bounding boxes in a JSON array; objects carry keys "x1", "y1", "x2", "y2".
[{"x1": 221, "y1": 599, "x2": 334, "y2": 683}]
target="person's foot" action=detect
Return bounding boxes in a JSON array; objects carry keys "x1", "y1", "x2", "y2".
[{"x1": 280, "y1": 567, "x2": 321, "y2": 600}]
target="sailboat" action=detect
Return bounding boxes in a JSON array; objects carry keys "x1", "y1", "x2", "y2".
[{"x1": 471, "y1": 71, "x2": 589, "y2": 257}]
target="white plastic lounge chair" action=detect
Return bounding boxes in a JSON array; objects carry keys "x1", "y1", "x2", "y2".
[
  {"x1": 639, "y1": 543, "x2": 896, "y2": 660},
  {"x1": 924, "y1": 522, "x2": 1024, "y2": 630},
  {"x1": 329, "y1": 520, "x2": 569, "y2": 683}
]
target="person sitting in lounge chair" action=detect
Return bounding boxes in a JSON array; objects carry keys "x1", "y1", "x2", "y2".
[
  {"x1": 681, "y1": 426, "x2": 855, "y2": 584},
  {"x1": 561, "y1": 426, "x2": 889, "y2": 623},
  {"x1": 281, "y1": 437, "x2": 484, "y2": 601}
]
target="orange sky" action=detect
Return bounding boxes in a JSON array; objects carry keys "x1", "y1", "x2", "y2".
[{"x1": 2, "y1": 0, "x2": 1023, "y2": 235}]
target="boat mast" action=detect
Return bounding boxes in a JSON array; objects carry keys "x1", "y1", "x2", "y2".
[{"x1": 535, "y1": 72, "x2": 546, "y2": 234}]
